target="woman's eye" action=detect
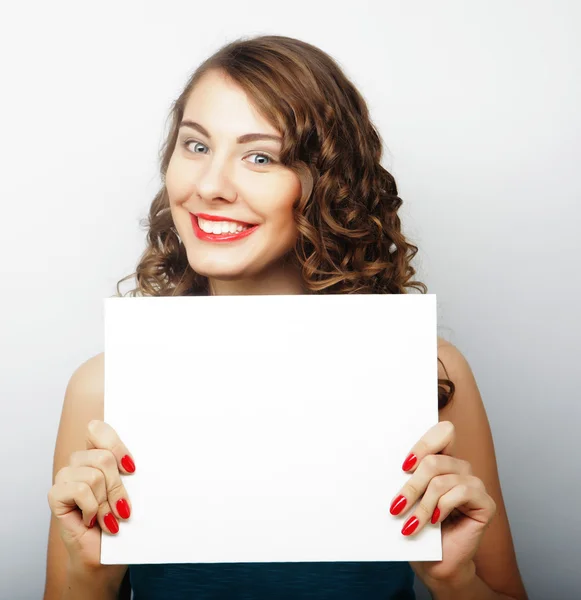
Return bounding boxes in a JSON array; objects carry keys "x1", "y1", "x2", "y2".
[
  {"x1": 186, "y1": 141, "x2": 207, "y2": 154},
  {"x1": 246, "y1": 153, "x2": 273, "y2": 166}
]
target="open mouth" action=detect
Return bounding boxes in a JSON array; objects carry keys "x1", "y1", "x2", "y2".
[
  {"x1": 196, "y1": 216, "x2": 255, "y2": 235},
  {"x1": 190, "y1": 213, "x2": 259, "y2": 242}
]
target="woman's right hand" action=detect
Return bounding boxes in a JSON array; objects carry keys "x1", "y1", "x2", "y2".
[{"x1": 47, "y1": 419, "x2": 135, "y2": 574}]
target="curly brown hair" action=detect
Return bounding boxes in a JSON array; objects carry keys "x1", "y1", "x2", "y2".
[{"x1": 114, "y1": 34, "x2": 454, "y2": 408}]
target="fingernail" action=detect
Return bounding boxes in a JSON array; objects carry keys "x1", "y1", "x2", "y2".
[
  {"x1": 402, "y1": 516, "x2": 420, "y2": 536},
  {"x1": 389, "y1": 494, "x2": 407, "y2": 516},
  {"x1": 89, "y1": 515, "x2": 97, "y2": 528},
  {"x1": 402, "y1": 453, "x2": 417, "y2": 472},
  {"x1": 431, "y1": 506, "x2": 441, "y2": 524},
  {"x1": 116, "y1": 498, "x2": 131, "y2": 519},
  {"x1": 121, "y1": 455, "x2": 136, "y2": 473},
  {"x1": 104, "y1": 512, "x2": 119, "y2": 534}
]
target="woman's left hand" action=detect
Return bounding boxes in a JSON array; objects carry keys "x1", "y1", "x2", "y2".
[{"x1": 389, "y1": 421, "x2": 497, "y2": 588}]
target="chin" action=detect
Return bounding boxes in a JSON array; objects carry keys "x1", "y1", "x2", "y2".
[
  {"x1": 186, "y1": 256, "x2": 254, "y2": 280},
  {"x1": 184, "y1": 241, "x2": 295, "y2": 282}
]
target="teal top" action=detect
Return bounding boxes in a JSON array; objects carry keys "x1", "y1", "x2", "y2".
[{"x1": 128, "y1": 561, "x2": 415, "y2": 599}]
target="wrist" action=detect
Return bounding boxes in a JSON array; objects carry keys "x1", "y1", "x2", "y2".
[
  {"x1": 425, "y1": 561, "x2": 477, "y2": 599},
  {"x1": 66, "y1": 561, "x2": 127, "y2": 595}
]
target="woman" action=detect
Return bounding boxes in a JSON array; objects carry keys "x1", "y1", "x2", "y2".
[{"x1": 45, "y1": 35, "x2": 528, "y2": 599}]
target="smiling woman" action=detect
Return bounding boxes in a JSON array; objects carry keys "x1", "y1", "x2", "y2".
[{"x1": 44, "y1": 34, "x2": 528, "y2": 600}]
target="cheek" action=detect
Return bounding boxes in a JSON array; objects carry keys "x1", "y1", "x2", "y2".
[
  {"x1": 267, "y1": 199, "x2": 297, "y2": 238},
  {"x1": 165, "y1": 156, "x2": 191, "y2": 205},
  {"x1": 268, "y1": 177, "x2": 301, "y2": 230},
  {"x1": 270, "y1": 203, "x2": 299, "y2": 254}
]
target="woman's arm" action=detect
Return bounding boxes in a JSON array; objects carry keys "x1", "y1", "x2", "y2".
[
  {"x1": 60, "y1": 566, "x2": 122, "y2": 600},
  {"x1": 43, "y1": 353, "x2": 129, "y2": 600},
  {"x1": 430, "y1": 339, "x2": 528, "y2": 600}
]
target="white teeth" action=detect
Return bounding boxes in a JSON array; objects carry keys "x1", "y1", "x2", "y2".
[{"x1": 197, "y1": 217, "x2": 252, "y2": 235}]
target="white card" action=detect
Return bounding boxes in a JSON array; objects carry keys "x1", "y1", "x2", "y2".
[{"x1": 101, "y1": 294, "x2": 442, "y2": 565}]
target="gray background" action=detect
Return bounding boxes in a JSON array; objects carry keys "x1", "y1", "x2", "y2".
[{"x1": 1, "y1": 1, "x2": 579, "y2": 598}]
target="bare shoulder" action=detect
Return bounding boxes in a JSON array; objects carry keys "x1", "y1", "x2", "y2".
[
  {"x1": 67, "y1": 351, "x2": 104, "y2": 401},
  {"x1": 54, "y1": 352, "x2": 105, "y2": 474},
  {"x1": 436, "y1": 336, "x2": 470, "y2": 382},
  {"x1": 435, "y1": 337, "x2": 483, "y2": 421},
  {"x1": 436, "y1": 336, "x2": 453, "y2": 349},
  {"x1": 54, "y1": 351, "x2": 105, "y2": 471},
  {"x1": 436, "y1": 335, "x2": 456, "y2": 354},
  {"x1": 59, "y1": 352, "x2": 105, "y2": 432}
]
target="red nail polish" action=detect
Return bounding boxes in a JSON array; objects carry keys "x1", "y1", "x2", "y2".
[
  {"x1": 402, "y1": 516, "x2": 420, "y2": 536},
  {"x1": 116, "y1": 498, "x2": 131, "y2": 519},
  {"x1": 89, "y1": 515, "x2": 97, "y2": 528},
  {"x1": 389, "y1": 495, "x2": 407, "y2": 516},
  {"x1": 431, "y1": 506, "x2": 441, "y2": 524},
  {"x1": 402, "y1": 453, "x2": 417, "y2": 472},
  {"x1": 104, "y1": 512, "x2": 119, "y2": 534},
  {"x1": 121, "y1": 455, "x2": 136, "y2": 473}
]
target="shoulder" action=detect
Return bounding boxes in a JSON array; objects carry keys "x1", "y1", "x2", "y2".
[
  {"x1": 434, "y1": 339, "x2": 495, "y2": 497},
  {"x1": 68, "y1": 351, "x2": 104, "y2": 389},
  {"x1": 436, "y1": 336, "x2": 473, "y2": 385},
  {"x1": 434, "y1": 337, "x2": 491, "y2": 451},
  {"x1": 64, "y1": 351, "x2": 105, "y2": 416},
  {"x1": 435, "y1": 337, "x2": 486, "y2": 426},
  {"x1": 54, "y1": 352, "x2": 104, "y2": 470}
]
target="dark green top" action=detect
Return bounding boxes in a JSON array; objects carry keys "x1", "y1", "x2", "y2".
[{"x1": 129, "y1": 561, "x2": 415, "y2": 599}]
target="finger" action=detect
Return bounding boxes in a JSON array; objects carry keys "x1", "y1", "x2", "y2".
[
  {"x1": 400, "y1": 474, "x2": 463, "y2": 537},
  {"x1": 47, "y1": 480, "x2": 99, "y2": 537},
  {"x1": 436, "y1": 477, "x2": 496, "y2": 525},
  {"x1": 402, "y1": 473, "x2": 461, "y2": 536},
  {"x1": 86, "y1": 420, "x2": 136, "y2": 474},
  {"x1": 55, "y1": 465, "x2": 107, "y2": 507},
  {"x1": 389, "y1": 455, "x2": 471, "y2": 516},
  {"x1": 53, "y1": 465, "x2": 121, "y2": 534},
  {"x1": 69, "y1": 451, "x2": 132, "y2": 522},
  {"x1": 100, "y1": 506, "x2": 120, "y2": 535},
  {"x1": 401, "y1": 421, "x2": 455, "y2": 472}
]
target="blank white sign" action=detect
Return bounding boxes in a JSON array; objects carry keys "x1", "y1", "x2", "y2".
[{"x1": 101, "y1": 294, "x2": 442, "y2": 564}]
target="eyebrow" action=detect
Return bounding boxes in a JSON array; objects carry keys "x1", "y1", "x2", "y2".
[{"x1": 179, "y1": 120, "x2": 283, "y2": 145}]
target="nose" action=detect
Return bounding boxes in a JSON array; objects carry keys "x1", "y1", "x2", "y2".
[{"x1": 195, "y1": 155, "x2": 237, "y2": 204}]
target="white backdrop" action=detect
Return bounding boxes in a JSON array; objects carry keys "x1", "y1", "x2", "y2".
[{"x1": 1, "y1": 1, "x2": 579, "y2": 598}]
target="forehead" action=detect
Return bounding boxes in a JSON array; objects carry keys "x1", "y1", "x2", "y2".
[{"x1": 183, "y1": 70, "x2": 278, "y2": 136}]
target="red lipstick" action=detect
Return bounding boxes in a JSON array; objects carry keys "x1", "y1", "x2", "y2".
[{"x1": 191, "y1": 213, "x2": 259, "y2": 243}]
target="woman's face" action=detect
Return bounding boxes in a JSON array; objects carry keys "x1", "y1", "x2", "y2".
[{"x1": 166, "y1": 69, "x2": 302, "y2": 283}]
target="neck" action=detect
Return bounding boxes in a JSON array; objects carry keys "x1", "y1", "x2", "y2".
[{"x1": 207, "y1": 259, "x2": 306, "y2": 296}]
